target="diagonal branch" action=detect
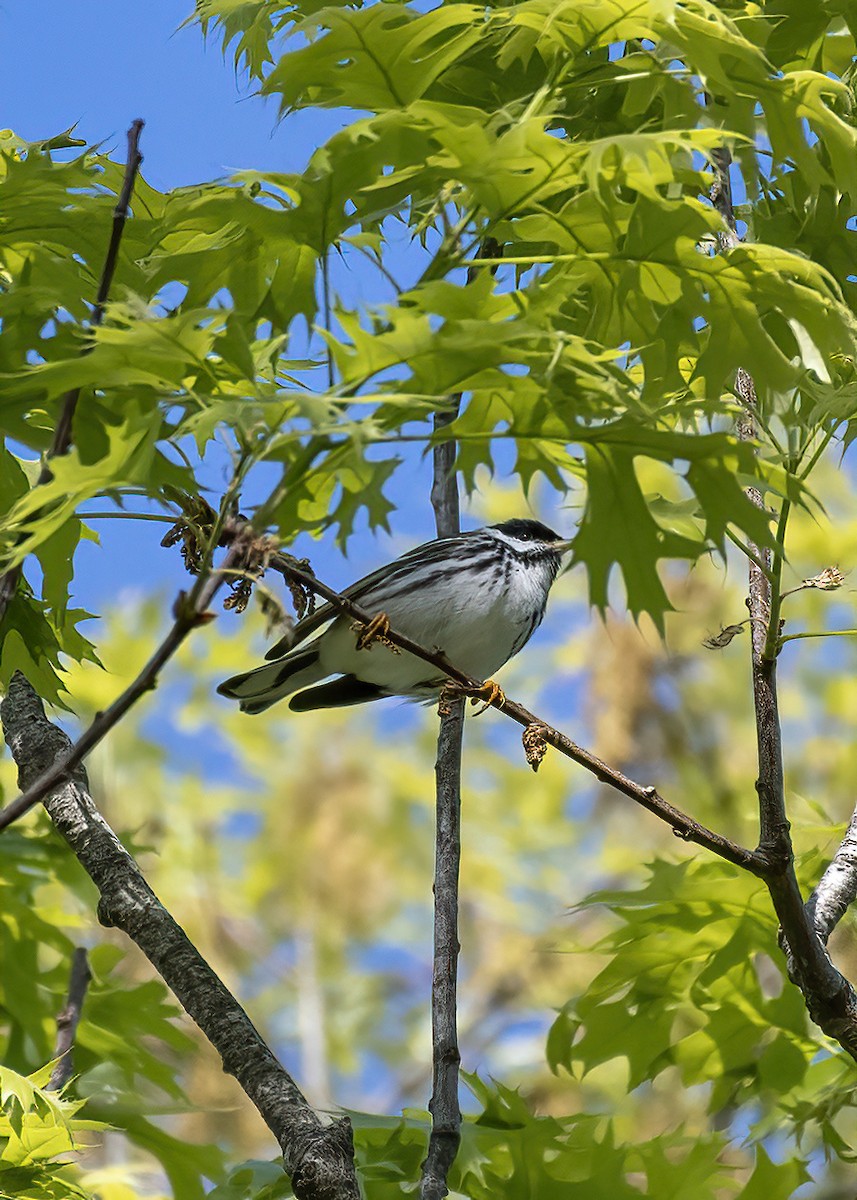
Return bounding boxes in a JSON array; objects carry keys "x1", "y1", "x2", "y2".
[
  {"x1": 0, "y1": 534, "x2": 761, "y2": 876},
  {"x1": 0, "y1": 673, "x2": 359, "y2": 1200},
  {"x1": 0, "y1": 119, "x2": 145, "y2": 625},
  {"x1": 49, "y1": 118, "x2": 145, "y2": 462},
  {"x1": 265, "y1": 552, "x2": 762, "y2": 873}
]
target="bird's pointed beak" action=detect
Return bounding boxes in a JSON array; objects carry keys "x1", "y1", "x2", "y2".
[{"x1": 551, "y1": 538, "x2": 574, "y2": 554}]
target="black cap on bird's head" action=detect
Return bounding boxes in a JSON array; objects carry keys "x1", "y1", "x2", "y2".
[{"x1": 491, "y1": 518, "x2": 572, "y2": 551}]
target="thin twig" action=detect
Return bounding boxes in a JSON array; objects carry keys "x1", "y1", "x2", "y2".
[
  {"x1": 0, "y1": 534, "x2": 244, "y2": 834},
  {"x1": 47, "y1": 947, "x2": 92, "y2": 1092},
  {"x1": 47, "y1": 117, "x2": 145, "y2": 465},
  {"x1": 0, "y1": 119, "x2": 145, "y2": 624},
  {"x1": 0, "y1": 523, "x2": 761, "y2": 874},
  {"x1": 0, "y1": 675, "x2": 359, "y2": 1200}
]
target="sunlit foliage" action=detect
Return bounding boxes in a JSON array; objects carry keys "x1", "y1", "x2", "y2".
[{"x1": 4, "y1": 0, "x2": 857, "y2": 1195}]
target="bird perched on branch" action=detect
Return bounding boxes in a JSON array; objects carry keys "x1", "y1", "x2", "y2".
[{"x1": 217, "y1": 518, "x2": 571, "y2": 714}]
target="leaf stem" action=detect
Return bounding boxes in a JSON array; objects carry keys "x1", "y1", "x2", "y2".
[
  {"x1": 797, "y1": 424, "x2": 836, "y2": 480},
  {"x1": 779, "y1": 629, "x2": 857, "y2": 645},
  {"x1": 80, "y1": 511, "x2": 178, "y2": 523},
  {"x1": 723, "y1": 526, "x2": 776, "y2": 584}
]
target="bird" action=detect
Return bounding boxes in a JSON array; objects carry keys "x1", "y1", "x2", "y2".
[{"x1": 217, "y1": 518, "x2": 571, "y2": 714}]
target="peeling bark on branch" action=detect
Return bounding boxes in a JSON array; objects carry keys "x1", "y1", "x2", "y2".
[
  {"x1": 807, "y1": 808, "x2": 857, "y2": 945},
  {"x1": 1, "y1": 673, "x2": 359, "y2": 1200}
]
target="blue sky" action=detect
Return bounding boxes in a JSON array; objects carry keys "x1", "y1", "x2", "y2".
[
  {"x1": 0, "y1": 2, "x2": 472, "y2": 614},
  {"x1": 2, "y1": 1, "x2": 302, "y2": 187}
]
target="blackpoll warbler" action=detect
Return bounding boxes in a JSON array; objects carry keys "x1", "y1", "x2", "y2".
[{"x1": 217, "y1": 518, "x2": 571, "y2": 714}]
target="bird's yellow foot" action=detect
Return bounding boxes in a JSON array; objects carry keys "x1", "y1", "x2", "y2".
[
  {"x1": 353, "y1": 611, "x2": 398, "y2": 652},
  {"x1": 469, "y1": 679, "x2": 505, "y2": 715},
  {"x1": 440, "y1": 678, "x2": 505, "y2": 716}
]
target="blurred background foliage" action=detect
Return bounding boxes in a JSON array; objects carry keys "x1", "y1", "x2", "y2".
[{"x1": 5, "y1": 470, "x2": 857, "y2": 1197}]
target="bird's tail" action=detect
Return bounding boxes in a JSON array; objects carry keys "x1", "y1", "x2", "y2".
[{"x1": 217, "y1": 647, "x2": 325, "y2": 714}]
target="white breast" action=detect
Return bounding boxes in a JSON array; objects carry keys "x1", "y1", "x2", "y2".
[{"x1": 317, "y1": 553, "x2": 555, "y2": 693}]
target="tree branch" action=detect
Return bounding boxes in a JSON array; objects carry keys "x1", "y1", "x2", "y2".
[
  {"x1": 0, "y1": 673, "x2": 359, "y2": 1200},
  {"x1": 47, "y1": 947, "x2": 91, "y2": 1092},
  {"x1": 49, "y1": 118, "x2": 145, "y2": 462},
  {"x1": 421, "y1": 397, "x2": 464, "y2": 1200},
  {"x1": 710, "y1": 148, "x2": 857, "y2": 1057},
  {"x1": 422, "y1": 239, "x2": 505, "y2": 1195},
  {"x1": 0, "y1": 119, "x2": 145, "y2": 624}
]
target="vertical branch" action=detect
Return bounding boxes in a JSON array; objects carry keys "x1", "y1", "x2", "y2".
[
  {"x1": 47, "y1": 947, "x2": 92, "y2": 1092},
  {"x1": 733, "y1": 371, "x2": 787, "y2": 860},
  {"x1": 710, "y1": 150, "x2": 846, "y2": 1007},
  {"x1": 421, "y1": 239, "x2": 501, "y2": 1197},
  {"x1": 711, "y1": 149, "x2": 790, "y2": 862},
  {"x1": 421, "y1": 399, "x2": 465, "y2": 1200},
  {"x1": 429, "y1": 407, "x2": 461, "y2": 537}
]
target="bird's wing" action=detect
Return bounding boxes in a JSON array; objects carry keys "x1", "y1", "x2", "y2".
[{"x1": 264, "y1": 532, "x2": 473, "y2": 661}]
